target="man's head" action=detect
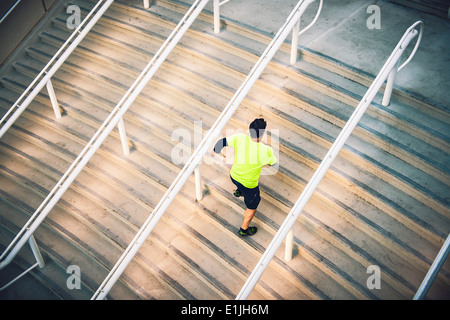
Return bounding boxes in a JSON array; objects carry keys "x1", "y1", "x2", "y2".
[{"x1": 249, "y1": 118, "x2": 267, "y2": 140}]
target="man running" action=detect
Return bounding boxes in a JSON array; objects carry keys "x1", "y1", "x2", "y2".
[{"x1": 213, "y1": 118, "x2": 277, "y2": 236}]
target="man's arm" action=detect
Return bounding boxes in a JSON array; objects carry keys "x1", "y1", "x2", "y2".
[
  {"x1": 267, "y1": 147, "x2": 278, "y2": 166},
  {"x1": 213, "y1": 138, "x2": 228, "y2": 154}
]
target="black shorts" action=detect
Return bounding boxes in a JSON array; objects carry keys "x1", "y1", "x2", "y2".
[{"x1": 230, "y1": 176, "x2": 261, "y2": 210}]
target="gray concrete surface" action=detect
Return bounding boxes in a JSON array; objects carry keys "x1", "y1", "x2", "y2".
[{"x1": 184, "y1": 0, "x2": 449, "y2": 108}]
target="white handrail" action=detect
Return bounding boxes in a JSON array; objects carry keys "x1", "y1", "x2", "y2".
[
  {"x1": 236, "y1": 20, "x2": 424, "y2": 300},
  {"x1": 0, "y1": 0, "x2": 209, "y2": 272},
  {"x1": 0, "y1": 0, "x2": 113, "y2": 269},
  {"x1": 398, "y1": 21, "x2": 424, "y2": 72},
  {"x1": 382, "y1": 20, "x2": 424, "y2": 106},
  {"x1": 413, "y1": 233, "x2": 450, "y2": 300},
  {"x1": 297, "y1": 0, "x2": 322, "y2": 37},
  {"x1": 0, "y1": 0, "x2": 22, "y2": 24},
  {"x1": 290, "y1": 0, "x2": 323, "y2": 64},
  {"x1": 92, "y1": 0, "x2": 321, "y2": 300},
  {"x1": 0, "y1": 235, "x2": 44, "y2": 292},
  {"x1": 213, "y1": 0, "x2": 235, "y2": 33},
  {"x1": 0, "y1": 0, "x2": 114, "y2": 139}
]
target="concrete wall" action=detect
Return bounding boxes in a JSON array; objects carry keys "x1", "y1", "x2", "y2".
[
  {"x1": 0, "y1": 0, "x2": 58, "y2": 66},
  {"x1": 389, "y1": 0, "x2": 450, "y2": 19}
]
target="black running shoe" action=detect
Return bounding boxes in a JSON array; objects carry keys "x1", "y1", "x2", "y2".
[
  {"x1": 239, "y1": 227, "x2": 257, "y2": 236},
  {"x1": 233, "y1": 189, "x2": 242, "y2": 197}
]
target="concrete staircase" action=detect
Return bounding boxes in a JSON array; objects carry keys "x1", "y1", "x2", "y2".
[{"x1": 0, "y1": 0, "x2": 449, "y2": 300}]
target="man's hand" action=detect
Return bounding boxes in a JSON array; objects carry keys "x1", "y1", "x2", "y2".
[{"x1": 211, "y1": 150, "x2": 226, "y2": 158}]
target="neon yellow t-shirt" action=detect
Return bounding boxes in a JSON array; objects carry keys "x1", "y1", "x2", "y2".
[{"x1": 226, "y1": 134, "x2": 277, "y2": 188}]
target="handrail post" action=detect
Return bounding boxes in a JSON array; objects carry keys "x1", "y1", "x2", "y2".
[
  {"x1": 194, "y1": 165, "x2": 203, "y2": 201},
  {"x1": 118, "y1": 117, "x2": 130, "y2": 156},
  {"x1": 213, "y1": 0, "x2": 232, "y2": 33},
  {"x1": 143, "y1": 0, "x2": 150, "y2": 9},
  {"x1": 382, "y1": 21, "x2": 423, "y2": 107},
  {"x1": 45, "y1": 78, "x2": 61, "y2": 119},
  {"x1": 290, "y1": 20, "x2": 300, "y2": 64},
  {"x1": 213, "y1": 0, "x2": 220, "y2": 33},
  {"x1": 284, "y1": 227, "x2": 294, "y2": 261},
  {"x1": 381, "y1": 59, "x2": 400, "y2": 107},
  {"x1": 413, "y1": 234, "x2": 450, "y2": 300},
  {"x1": 290, "y1": 0, "x2": 323, "y2": 65},
  {"x1": 28, "y1": 234, "x2": 45, "y2": 268}
]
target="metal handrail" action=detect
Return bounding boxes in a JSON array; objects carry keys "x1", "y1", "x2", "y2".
[
  {"x1": 213, "y1": 0, "x2": 232, "y2": 33},
  {"x1": 0, "y1": 0, "x2": 211, "y2": 290},
  {"x1": 92, "y1": 0, "x2": 321, "y2": 300},
  {"x1": 0, "y1": 0, "x2": 22, "y2": 24},
  {"x1": 0, "y1": 234, "x2": 44, "y2": 292},
  {"x1": 290, "y1": 0, "x2": 323, "y2": 64},
  {"x1": 382, "y1": 20, "x2": 424, "y2": 106},
  {"x1": 414, "y1": 233, "x2": 450, "y2": 300},
  {"x1": 0, "y1": 0, "x2": 114, "y2": 287},
  {"x1": 0, "y1": 0, "x2": 114, "y2": 139},
  {"x1": 236, "y1": 20, "x2": 424, "y2": 300}
]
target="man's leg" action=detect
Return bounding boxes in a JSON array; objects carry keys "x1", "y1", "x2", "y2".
[
  {"x1": 240, "y1": 185, "x2": 260, "y2": 235},
  {"x1": 241, "y1": 208, "x2": 257, "y2": 230},
  {"x1": 231, "y1": 176, "x2": 260, "y2": 236}
]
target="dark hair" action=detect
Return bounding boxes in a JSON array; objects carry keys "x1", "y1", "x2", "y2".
[{"x1": 249, "y1": 118, "x2": 267, "y2": 139}]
